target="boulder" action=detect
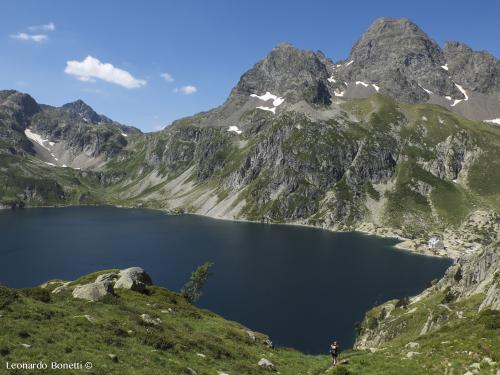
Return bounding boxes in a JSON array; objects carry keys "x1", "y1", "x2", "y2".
[
  {"x1": 140, "y1": 314, "x2": 161, "y2": 326},
  {"x1": 257, "y1": 358, "x2": 275, "y2": 371},
  {"x1": 72, "y1": 282, "x2": 114, "y2": 302},
  {"x1": 52, "y1": 282, "x2": 71, "y2": 294},
  {"x1": 264, "y1": 338, "x2": 274, "y2": 349},
  {"x1": 246, "y1": 330, "x2": 256, "y2": 342},
  {"x1": 405, "y1": 342, "x2": 420, "y2": 349},
  {"x1": 95, "y1": 272, "x2": 119, "y2": 283},
  {"x1": 186, "y1": 368, "x2": 197, "y2": 375},
  {"x1": 114, "y1": 267, "x2": 152, "y2": 292},
  {"x1": 108, "y1": 354, "x2": 118, "y2": 363}
]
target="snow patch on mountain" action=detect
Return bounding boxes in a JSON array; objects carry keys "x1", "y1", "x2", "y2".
[
  {"x1": 484, "y1": 118, "x2": 500, "y2": 125},
  {"x1": 250, "y1": 92, "x2": 284, "y2": 114},
  {"x1": 451, "y1": 83, "x2": 469, "y2": 107},
  {"x1": 250, "y1": 92, "x2": 284, "y2": 107},
  {"x1": 419, "y1": 84, "x2": 433, "y2": 95},
  {"x1": 24, "y1": 128, "x2": 53, "y2": 151},
  {"x1": 228, "y1": 126, "x2": 242, "y2": 134},
  {"x1": 256, "y1": 106, "x2": 276, "y2": 114},
  {"x1": 355, "y1": 81, "x2": 369, "y2": 87}
]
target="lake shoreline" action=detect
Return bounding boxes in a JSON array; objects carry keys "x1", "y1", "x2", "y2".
[{"x1": 4, "y1": 202, "x2": 455, "y2": 260}]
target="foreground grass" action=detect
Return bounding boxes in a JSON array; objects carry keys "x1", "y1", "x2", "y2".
[
  {"x1": 1, "y1": 268, "x2": 498, "y2": 375},
  {"x1": 0, "y1": 271, "x2": 329, "y2": 375}
]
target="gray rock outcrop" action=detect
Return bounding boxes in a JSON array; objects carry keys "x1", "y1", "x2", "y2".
[
  {"x1": 257, "y1": 358, "x2": 275, "y2": 371},
  {"x1": 114, "y1": 267, "x2": 153, "y2": 292},
  {"x1": 72, "y1": 281, "x2": 114, "y2": 302}
]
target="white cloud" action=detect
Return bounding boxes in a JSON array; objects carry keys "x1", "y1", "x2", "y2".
[
  {"x1": 29, "y1": 22, "x2": 56, "y2": 31},
  {"x1": 161, "y1": 72, "x2": 174, "y2": 82},
  {"x1": 11, "y1": 32, "x2": 48, "y2": 42},
  {"x1": 174, "y1": 85, "x2": 197, "y2": 95},
  {"x1": 64, "y1": 56, "x2": 147, "y2": 89}
]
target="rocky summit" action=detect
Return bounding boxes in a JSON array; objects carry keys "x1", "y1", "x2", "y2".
[{"x1": 0, "y1": 17, "x2": 499, "y2": 259}]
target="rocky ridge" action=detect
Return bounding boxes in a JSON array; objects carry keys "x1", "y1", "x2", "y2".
[{"x1": 355, "y1": 241, "x2": 499, "y2": 351}]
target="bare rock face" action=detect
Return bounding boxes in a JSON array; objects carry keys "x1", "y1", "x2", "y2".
[
  {"x1": 443, "y1": 41, "x2": 500, "y2": 98},
  {"x1": 232, "y1": 43, "x2": 332, "y2": 105},
  {"x1": 334, "y1": 18, "x2": 458, "y2": 102},
  {"x1": 437, "y1": 242, "x2": 499, "y2": 309},
  {"x1": 419, "y1": 130, "x2": 476, "y2": 181},
  {"x1": 72, "y1": 281, "x2": 114, "y2": 302}
]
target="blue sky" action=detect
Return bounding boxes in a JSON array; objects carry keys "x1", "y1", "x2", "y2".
[{"x1": 1, "y1": 0, "x2": 499, "y2": 132}]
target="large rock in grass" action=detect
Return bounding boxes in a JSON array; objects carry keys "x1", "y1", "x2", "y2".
[
  {"x1": 257, "y1": 358, "x2": 275, "y2": 371},
  {"x1": 114, "y1": 267, "x2": 152, "y2": 292},
  {"x1": 72, "y1": 282, "x2": 113, "y2": 302}
]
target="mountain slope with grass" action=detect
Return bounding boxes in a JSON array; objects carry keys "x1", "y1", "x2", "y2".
[{"x1": 0, "y1": 243, "x2": 498, "y2": 375}]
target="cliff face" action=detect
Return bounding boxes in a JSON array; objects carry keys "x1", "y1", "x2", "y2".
[{"x1": 354, "y1": 242, "x2": 499, "y2": 351}]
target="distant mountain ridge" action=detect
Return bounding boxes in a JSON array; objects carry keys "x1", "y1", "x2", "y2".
[{"x1": 0, "y1": 17, "x2": 499, "y2": 260}]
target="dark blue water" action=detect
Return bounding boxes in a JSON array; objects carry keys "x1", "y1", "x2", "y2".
[{"x1": 0, "y1": 206, "x2": 451, "y2": 353}]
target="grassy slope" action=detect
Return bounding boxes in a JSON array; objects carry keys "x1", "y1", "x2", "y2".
[
  {"x1": 0, "y1": 270, "x2": 328, "y2": 375},
  {"x1": 1, "y1": 269, "x2": 498, "y2": 375},
  {"x1": 347, "y1": 293, "x2": 499, "y2": 374}
]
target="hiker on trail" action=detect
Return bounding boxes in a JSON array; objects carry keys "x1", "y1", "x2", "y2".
[{"x1": 330, "y1": 341, "x2": 340, "y2": 365}]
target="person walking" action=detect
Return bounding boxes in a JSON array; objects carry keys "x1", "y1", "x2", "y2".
[{"x1": 330, "y1": 341, "x2": 340, "y2": 365}]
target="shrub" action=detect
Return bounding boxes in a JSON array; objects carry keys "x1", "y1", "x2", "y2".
[
  {"x1": 366, "y1": 316, "x2": 378, "y2": 330},
  {"x1": 0, "y1": 286, "x2": 18, "y2": 308},
  {"x1": 441, "y1": 287, "x2": 456, "y2": 304},
  {"x1": 477, "y1": 309, "x2": 500, "y2": 330},
  {"x1": 18, "y1": 330, "x2": 30, "y2": 339},
  {"x1": 0, "y1": 345, "x2": 10, "y2": 357},
  {"x1": 395, "y1": 296, "x2": 409, "y2": 308},
  {"x1": 331, "y1": 365, "x2": 351, "y2": 375},
  {"x1": 141, "y1": 330, "x2": 175, "y2": 351},
  {"x1": 21, "y1": 287, "x2": 51, "y2": 303}
]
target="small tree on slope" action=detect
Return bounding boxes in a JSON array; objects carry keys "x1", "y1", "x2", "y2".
[{"x1": 181, "y1": 262, "x2": 214, "y2": 303}]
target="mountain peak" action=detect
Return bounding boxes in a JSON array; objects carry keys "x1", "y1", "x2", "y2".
[
  {"x1": 62, "y1": 99, "x2": 102, "y2": 124},
  {"x1": 366, "y1": 17, "x2": 422, "y2": 34},
  {"x1": 335, "y1": 17, "x2": 452, "y2": 102},
  {"x1": 62, "y1": 99, "x2": 95, "y2": 113},
  {"x1": 351, "y1": 17, "x2": 440, "y2": 57},
  {"x1": 231, "y1": 43, "x2": 331, "y2": 105}
]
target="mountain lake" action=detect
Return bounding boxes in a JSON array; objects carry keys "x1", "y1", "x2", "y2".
[{"x1": 0, "y1": 206, "x2": 452, "y2": 353}]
